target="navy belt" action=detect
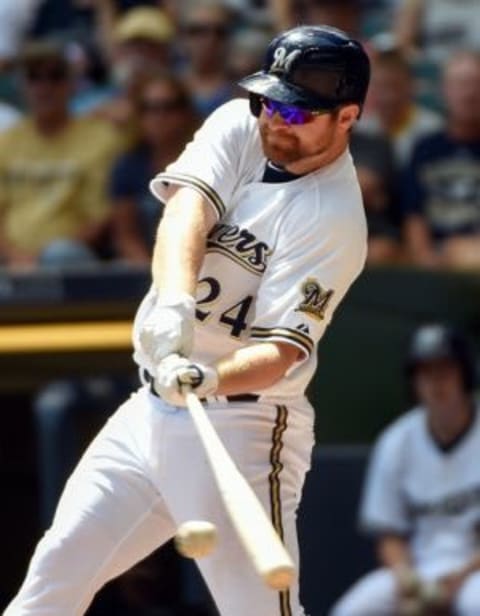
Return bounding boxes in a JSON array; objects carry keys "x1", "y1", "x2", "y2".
[{"x1": 143, "y1": 370, "x2": 259, "y2": 404}]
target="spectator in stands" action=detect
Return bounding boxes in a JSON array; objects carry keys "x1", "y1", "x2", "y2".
[
  {"x1": 395, "y1": 0, "x2": 480, "y2": 66},
  {"x1": 89, "y1": 6, "x2": 175, "y2": 135},
  {"x1": 0, "y1": 98, "x2": 21, "y2": 132},
  {"x1": 359, "y1": 49, "x2": 443, "y2": 165},
  {"x1": 0, "y1": 40, "x2": 121, "y2": 268},
  {"x1": 271, "y1": 0, "x2": 363, "y2": 37},
  {"x1": 228, "y1": 27, "x2": 270, "y2": 86},
  {"x1": 0, "y1": 0, "x2": 41, "y2": 69},
  {"x1": 69, "y1": 39, "x2": 115, "y2": 117},
  {"x1": 402, "y1": 51, "x2": 480, "y2": 269},
  {"x1": 179, "y1": 0, "x2": 235, "y2": 117},
  {"x1": 110, "y1": 73, "x2": 198, "y2": 263},
  {"x1": 350, "y1": 132, "x2": 401, "y2": 264},
  {"x1": 299, "y1": 0, "x2": 362, "y2": 36},
  {"x1": 331, "y1": 323, "x2": 480, "y2": 616}
]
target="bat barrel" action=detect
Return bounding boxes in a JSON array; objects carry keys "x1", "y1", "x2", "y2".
[
  {"x1": 263, "y1": 565, "x2": 295, "y2": 591},
  {"x1": 184, "y1": 392, "x2": 296, "y2": 591}
]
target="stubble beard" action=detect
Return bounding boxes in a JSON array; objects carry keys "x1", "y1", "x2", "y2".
[{"x1": 260, "y1": 126, "x2": 303, "y2": 165}]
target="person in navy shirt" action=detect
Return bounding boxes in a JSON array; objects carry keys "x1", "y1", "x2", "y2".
[{"x1": 402, "y1": 51, "x2": 480, "y2": 268}]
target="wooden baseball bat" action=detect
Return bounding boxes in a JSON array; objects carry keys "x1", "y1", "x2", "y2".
[{"x1": 184, "y1": 391, "x2": 295, "y2": 591}]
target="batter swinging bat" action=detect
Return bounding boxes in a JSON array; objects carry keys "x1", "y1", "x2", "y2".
[{"x1": 184, "y1": 391, "x2": 295, "y2": 591}]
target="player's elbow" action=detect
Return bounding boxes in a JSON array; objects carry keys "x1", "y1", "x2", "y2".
[{"x1": 267, "y1": 341, "x2": 304, "y2": 384}]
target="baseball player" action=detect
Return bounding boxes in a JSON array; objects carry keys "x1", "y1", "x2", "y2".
[
  {"x1": 331, "y1": 324, "x2": 480, "y2": 616},
  {"x1": 6, "y1": 26, "x2": 369, "y2": 616}
]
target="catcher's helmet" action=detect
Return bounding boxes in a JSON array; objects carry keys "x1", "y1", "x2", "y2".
[
  {"x1": 238, "y1": 25, "x2": 370, "y2": 113},
  {"x1": 406, "y1": 324, "x2": 477, "y2": 392}
]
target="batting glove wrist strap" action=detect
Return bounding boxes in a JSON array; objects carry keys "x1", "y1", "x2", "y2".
[{"x1": 155, "y1": 355, "x2": 218, "y2": 407}]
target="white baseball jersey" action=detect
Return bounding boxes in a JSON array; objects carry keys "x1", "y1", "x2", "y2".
[
  {"x1": 6, "y1": 99, "x2": 367, "y2": 616},
  {"x1": 360, "y1": 405, "x2": 480, "y2": 577},
  {"x1": 133, "y1": 98, "x2": 367, "y2": 401}
]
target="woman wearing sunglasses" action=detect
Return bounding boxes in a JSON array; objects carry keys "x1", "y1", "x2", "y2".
[
  {"x1": 7, "y1": 26, "x2": 370, "y2": 616},
  {"x1": 110, "y1": 73, "x2": 198, "y2": 264}
]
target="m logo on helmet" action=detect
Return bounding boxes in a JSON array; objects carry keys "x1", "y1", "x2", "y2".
[{"x1": 270, "y1": 47, "x2": 301, "y2": 73}]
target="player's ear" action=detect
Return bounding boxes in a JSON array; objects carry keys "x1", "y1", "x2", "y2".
[{"x1": 337, "y1": 104, "x2": 360, "y2": 132}]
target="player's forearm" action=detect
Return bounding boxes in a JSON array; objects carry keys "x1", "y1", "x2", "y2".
[
  {"x1": 460, "y1": 552, "x2": 480, "y2": 577},
  {"x1": 378, "y1": 534, "x2": 413, "y2": 571},
  {"x1": 214, "y1": 342, "x2": 300, "y2": 395},
  {"x1": 152, "y1": 187, "x2": 215, "y2": 299}
]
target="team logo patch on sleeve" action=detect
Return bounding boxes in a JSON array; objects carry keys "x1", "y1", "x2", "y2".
[{"x1": 295, "y1": 278, "x2": 334, "y2": 321}]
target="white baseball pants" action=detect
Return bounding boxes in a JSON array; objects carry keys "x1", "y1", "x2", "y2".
[
  {"x1": 5, "y1": 386, "x2": 314, "y2": 616},
  {"x1": 330, "y1": 567, "x2": 480, "y2": 616}
]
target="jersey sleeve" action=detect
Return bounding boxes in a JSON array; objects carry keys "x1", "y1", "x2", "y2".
[
  {"x1": 249, "y1": 196, "x2": 367, "y2": 359},
  {"x1": 359, "y1": 427, "x2": 411, "y2": 536},
  {"x1": 149, "y1": 99, "x2": 251, "y2": 220}
]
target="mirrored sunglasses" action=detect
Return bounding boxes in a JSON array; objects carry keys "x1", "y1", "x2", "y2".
[{"x1": 261, "y1": 96, "x2": 332, "y2": 125}]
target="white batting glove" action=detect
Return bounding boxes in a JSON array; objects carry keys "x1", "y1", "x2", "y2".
[
  {"x1": 154, "y1": 354, "x2": 219, "y2": 407},
  {"x1": 139, "y1": 293, "x2": 195, "y2": 367}
]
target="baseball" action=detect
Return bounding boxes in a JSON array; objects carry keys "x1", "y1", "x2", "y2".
[{"x1": 174, "y1": 520, "x2": 218, "y2": 559}]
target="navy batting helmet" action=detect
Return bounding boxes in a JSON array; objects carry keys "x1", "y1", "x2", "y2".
[
  {"x1": 238, "y1": 25, "x2": 370, "y2": 114},
  {"x1": 406, "y1": 324, "x2": 477, "y2": 393}
]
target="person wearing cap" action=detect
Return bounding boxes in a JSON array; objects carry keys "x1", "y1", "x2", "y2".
[
  {"x1": 112, "y1": 6, "x2": 174, "y2": 69},
  {"x1": 6, "y1": 25, "x2": 369, "y2": 615},
  {"x1": 86, "y1": 6, "x2": 175, "y2": 132},
  {"x1": 331, "y1": 324, "x2": 480, "y2": 616},
  {"x1": 0, "y1": 40, "x2": 121, "y2": 267}
]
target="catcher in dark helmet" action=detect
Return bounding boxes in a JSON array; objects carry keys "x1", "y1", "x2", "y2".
[{"x1": 332, "y1": 324, "x2": 480, "y2": 616}]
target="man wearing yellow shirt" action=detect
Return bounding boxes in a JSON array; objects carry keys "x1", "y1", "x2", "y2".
[{"x1": 0, "y1": 40, "x2": 121, "y2": 267}]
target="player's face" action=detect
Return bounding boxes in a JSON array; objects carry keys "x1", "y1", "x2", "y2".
[
  {"x1": 414, "y1": 359, "x2": 466, "y2": 414},
  {"x1": 258, "y1": 102, "x2": 358, "y2": 170}
]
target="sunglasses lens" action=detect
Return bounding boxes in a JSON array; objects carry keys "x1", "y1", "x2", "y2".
[
  {"x1": 283, "y1": 107, "x2": 309, "y2": 124},
  {"x1": 262, "y1": 98, "x2": 310, "y2": 125}
]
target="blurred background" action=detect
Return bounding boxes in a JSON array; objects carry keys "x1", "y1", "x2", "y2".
[{"x1": 0, "y1": 0, "x2": 479, "y2": 614}]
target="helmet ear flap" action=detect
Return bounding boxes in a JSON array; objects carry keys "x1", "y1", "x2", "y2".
[{"x1": 249, "y1": 93, "x2": 262, "y2": 118}]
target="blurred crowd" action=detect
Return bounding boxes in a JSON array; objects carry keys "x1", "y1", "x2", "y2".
[{"x1": 0, "y1": 0, "x2": 479, "y2": 272}]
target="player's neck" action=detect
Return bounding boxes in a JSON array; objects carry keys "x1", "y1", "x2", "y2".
[
  {"x1": 285, "y1": 139, "x2": 348, "y2": 175},
  {"x1": 428, "y1": 398, "x2": 475, "y2": 448}
]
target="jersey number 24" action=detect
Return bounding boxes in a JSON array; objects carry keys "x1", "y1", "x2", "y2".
[{"x1": 196, "y1": 276, "x2": 253, "y2": 338}]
